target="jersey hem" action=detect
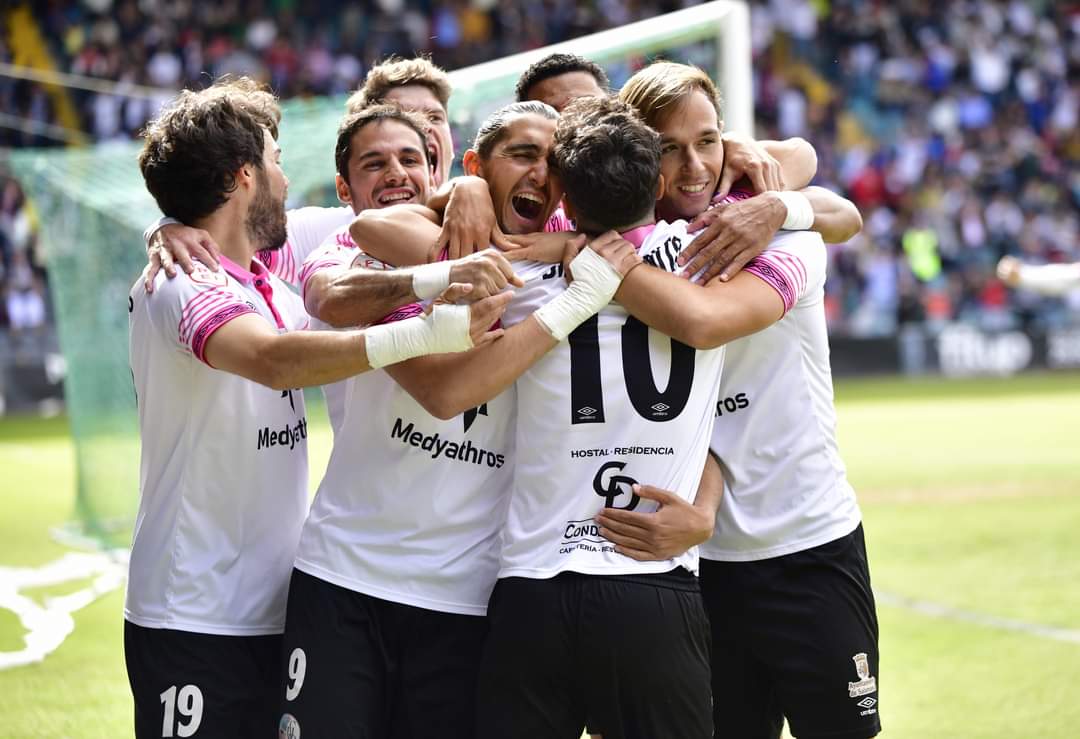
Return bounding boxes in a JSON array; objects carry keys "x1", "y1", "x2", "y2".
[
  {"x1": 699, "y1": 516, "x2": 861, "y2": 562},
  {"x1": 497, "y1": 558, "x2": 697, "y2": 580},
  {"x1": 293, "y1": 560, "x2": 490, "y2": 617},
  {"x1": 123, "y1": 611, "x2": 284, "y2": 637}
]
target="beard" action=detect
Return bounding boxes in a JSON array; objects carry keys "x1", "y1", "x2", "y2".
[{"x1": 246, "y1": 167, "x2": 288, "y2": 251}]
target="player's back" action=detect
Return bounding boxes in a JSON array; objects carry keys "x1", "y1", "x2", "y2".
[
  {"x1": 700, "y1": 231, "x2": 861, "y2": 561},
  {"x1": 499, "y1": 220, "x2": 725, "y2": 579}
]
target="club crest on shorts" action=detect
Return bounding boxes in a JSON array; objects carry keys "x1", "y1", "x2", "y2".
[
  {"x1": 847, "y1": 652, "x2": 877, "y2": 698},
  {"x1": 278, "y1": 712, "x2": 300, "y2": 739}
]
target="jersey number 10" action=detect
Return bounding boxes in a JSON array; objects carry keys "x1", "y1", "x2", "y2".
[{"x1": 568, "y1": 315, "x2": 696, "y2": 425}]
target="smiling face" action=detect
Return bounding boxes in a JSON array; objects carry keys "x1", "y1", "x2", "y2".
[
  {"x1": 464, "y1": 113, "x2": 561, "y2": 234},
  {"x1": 336, "y1": 119, "x2": 432, "y2": 213},
  {"x1": 653, "y1": 89, "x2": 725, "y2": 221},
  {"x1": 382, "y1": 84, "x2": 453, "y2": 187},
  {"x1": 525, "y1": 71, "x2": 606, "y2": 113}
]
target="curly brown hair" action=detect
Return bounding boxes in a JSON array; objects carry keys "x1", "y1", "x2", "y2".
[{"x1": 139, "y1": 77, "x2": 280, "y2": 224}]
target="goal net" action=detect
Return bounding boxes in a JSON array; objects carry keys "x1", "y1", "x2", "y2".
[{"x1": 6, "y1": 1, "x2": 752, "y2": 547}]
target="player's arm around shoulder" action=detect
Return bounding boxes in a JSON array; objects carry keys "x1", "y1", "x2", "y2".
[
  {"x1": 612, "y1": 247, "x2": 783, "y2": 350},
  {"x1": 349, "y1": 204, "x2": 442, "y2": 267},
  {"x1": 203, "y1": 288, "x2": 510, "y2": 392},
  {"x1": 385, "y1": 242, "x2": 630, "y2": 420}
]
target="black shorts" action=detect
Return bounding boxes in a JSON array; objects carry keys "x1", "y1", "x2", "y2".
[
  {"x1": 476, "y1": 569, "x2": 712, "y2": 739},
  {"x1": 276, "y1": 568, "x2": 488, "y2": 739},
  {"x1": 700, "y1": 524, "x2": 881, "y2": 739},
  {"x1": 124, "y1": 620, "x2": 281, "y2": 739}
]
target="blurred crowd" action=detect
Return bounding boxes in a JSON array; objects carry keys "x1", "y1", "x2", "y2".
[
  {"x1": 0, "y1": 0, "x2": 1077, "y2": 337},
  {"x1": 749, "y1": 0, "x2": 1079, "y2": 335},
  {"x1": 0, "y1": 172, "x2": 47, "y2": 338}
]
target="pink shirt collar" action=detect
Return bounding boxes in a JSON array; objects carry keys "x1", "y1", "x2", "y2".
[
  {"x1": 620, "y1": 223, "x2": 657, "y2": 250},
  {"x1": 218, "y1": 254, "x2": 285, "y2": 329},
  {"x1": 219, "y1": 254, "x2": 270, "y2": 285}
]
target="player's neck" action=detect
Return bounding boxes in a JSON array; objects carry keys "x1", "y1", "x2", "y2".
[
  {"x1": 578, "y1": 214, "x2": 655, "y2": 238},
  {"x1": 192, "y1": 204, "x2": 259, "y2": 271}
]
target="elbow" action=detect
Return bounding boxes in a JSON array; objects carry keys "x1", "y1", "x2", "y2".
[
  {"x1": 415, "y1": 391, "x2": 463, "y2": 421},
  {"x1": 307, "y1": 289, "x2": 353, "y2": 329},
  {"x1": 250, "y1": 353, "x2": 294, "y2": 392},
  {"x1": 791, "y1": 137, "x2": 818, "y2": 184},
  {"x1": 835, "y1": 205, "x2": 863, "y2": 242},
  {"x1": 683, "y1": 323, "x2": 728, "y2": 351}
]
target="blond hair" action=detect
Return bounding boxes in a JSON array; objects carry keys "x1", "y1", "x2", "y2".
[
  {"x1": 346, "y1": 56, "x2": 452, "y2": 113},
  {"x1": 618, "y1": 61, "x2": 723, "y2": 129}
]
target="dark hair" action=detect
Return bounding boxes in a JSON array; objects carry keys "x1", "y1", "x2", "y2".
[
  {"x1": 139, "y1": 77, "x2": 279, "y2": 224},
  {"x1": 551, "y1": 97, "x2": 661, "y2": 233},
  {"x1": 472, "y1": 101, "x2": 558, "y2": 159},
  {"x1": 515, "y1": 53, "x2": 610, "y2": 102},
  {"x1": 346, "y1": 56, "x2": 452, "y2": 113},
  {"x1": 334, "y1": 105, "x2": 431, "y2": 178}
]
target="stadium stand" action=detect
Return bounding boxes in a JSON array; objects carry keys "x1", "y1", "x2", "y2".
[{"x1": 0, "y1": 0, "x2": 1076, "y2": 342}]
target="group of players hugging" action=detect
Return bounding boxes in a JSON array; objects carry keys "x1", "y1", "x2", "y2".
[{"x1": 126, "y1": 50, "x2": 880, "y2": 739}]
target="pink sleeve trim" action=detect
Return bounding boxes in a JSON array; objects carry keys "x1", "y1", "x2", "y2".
[
  {"x1": 744, "y1": 250, "x2": 808, "y2": 314},
  {"x1": 191, "y1": 304, "x2": 257, "y2": 365},
  {"x1": 179, "y1": 290, "x2": 244, "y2": 345}
]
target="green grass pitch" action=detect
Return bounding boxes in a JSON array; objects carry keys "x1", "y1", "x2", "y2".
[{"x1": 1, "y1": 373, "x2": 1078, "y2": 738}]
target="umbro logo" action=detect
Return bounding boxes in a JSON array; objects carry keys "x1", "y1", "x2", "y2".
[
  {"x1": 577, "y1": 406, "x2": 598, "y2": 417},
  {"x1": 651, "y1": 402, "x2": 670, "y2": 413},
  {"x1": 857, "y1": 697, "x2": 877, "y2": 709}
]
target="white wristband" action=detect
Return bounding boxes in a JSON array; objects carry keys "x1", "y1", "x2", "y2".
[
  {"x1": 365, "y1": 303, "x2": 473, "y2": 369},
  {"x1": 411, "y1": 261, "x2": 452, "y2": 300},
  {"x1": 534, "y1": 247, "x2": 623, "y2": 341},
  {"x1": 774, "y1": 191, "x2": 814, "y2": 231},
  {"x1": 144, "y1": 216, "x2": 180, "y2": 249}
]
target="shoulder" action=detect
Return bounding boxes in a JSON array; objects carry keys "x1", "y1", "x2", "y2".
[
  {"x1": 289, "y1": 205, "x2": 354, "y2": 233},
  {"x1": 150, "y1": 260, "x2": 233, "y2": 304}
]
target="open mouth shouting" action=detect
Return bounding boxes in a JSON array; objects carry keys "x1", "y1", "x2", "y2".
[{"x1": 511, "y1": 191, "x2": 546, "y2": 229}]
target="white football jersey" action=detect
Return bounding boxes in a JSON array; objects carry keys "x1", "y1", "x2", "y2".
[
  {"x1": 499, "y1": 220, "x2": 725, "y2": 579},
  {"x1": 258, "y1": 205, "x2": 353, "y2": 286},
  {"x1": 297, "y1": 226, "x2": 418, "y2": 435},
  {"x1": 127, "y1": 255, "x2": 310, "y2": 636},
  {"x1": 295, "y1": 236, "x2": 514, "y2": 616},
  {"x1": 699, "y1": 231, "x2": 862, "y2": 562}
]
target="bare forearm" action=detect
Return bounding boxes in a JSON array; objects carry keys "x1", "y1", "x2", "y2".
[
  {"x1": 306, "y1": 270, "x2": 418, "y2": 328},
  {"x1": 261, "y1": 331, "x2": 373, "y2": 389},
  {"x1": 1017, "y1": 263, "x2": 1080, "y2": 296},
  {"x1": 388, "y1": 317, "x2": 556, "y2": 418},
  {"x1": 350, "y1": 206, "x2": 439, "y2": 268},
  {"x1": 762, "y1": 137, "x2": 817, "y2": 190},
  {"x1": 616, "y1": 268, "x2": 779, "y2": 350},
  {"x1": 207, "y1": 328, "x2": 372, "y2": 391},
  {"x1": 802, "y1": 186, "x2": 862, "y2": 243},
  {"x1": 692, "y1": 452, "x2": 724, "y2": 518}
]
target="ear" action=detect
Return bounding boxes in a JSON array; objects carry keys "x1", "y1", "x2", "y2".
[
  {"x1": 655, "y1": 173, "x2": 666, "y2": 202},
  {"x1": 335, "y1": 173, "x2": 351, "y2": 206},
  {"x1": 236, "y1": 164, "x2": 256, "y2": 190},
  {"x1": 462, "y1": 149, "x2": 482, "y2": 177}
]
